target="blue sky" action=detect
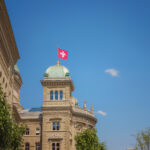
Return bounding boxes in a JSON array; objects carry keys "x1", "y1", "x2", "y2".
[{"x1": 5, "y1": 0, "x2": 150, "y2": 150}]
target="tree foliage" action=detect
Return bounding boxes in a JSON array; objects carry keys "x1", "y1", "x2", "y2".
[
  {"x1": 135, "y1": 127, "x2": 150, "y2": 150},
  {"x1": 75, "y1": 128, "x2": 106, "y2": 150},
  {"x1": 0, "y1": 84, "x2": 25, "y2": 150}
]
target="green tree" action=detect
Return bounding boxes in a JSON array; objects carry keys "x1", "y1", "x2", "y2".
[
  {"x1": 134, "y1": 127, "x2": 150, "y2": 150},
  {"x1": 75, "y1": 128, "x2": 106, "y2": 150},
  {"x1": 0, "y1": 84, "x2": 25, "y2": 150}
]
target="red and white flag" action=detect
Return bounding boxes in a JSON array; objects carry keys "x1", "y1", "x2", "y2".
[{"x1": 58, "y1": 48, "x2": 68, "y2": 60}]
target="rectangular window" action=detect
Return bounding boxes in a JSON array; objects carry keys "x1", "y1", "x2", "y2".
[
  {"x1": 56, "y1": 122, "x2": 60, "y2": 130},
  {"x1": 52, "y1": 122, "x2": 60, "y2": 131},
  {"x1": 52, "y1": 143, "x2": 60, "y2": 150},
  {"x1": 25, "y1": 128, "x2": 29, "y2": 135},
  {"x1": 36, "y1": 128, "x2": 40, "y2": 135},
  {"x1": 53, "y1": 122, "x2": 56, "y2": 130}
]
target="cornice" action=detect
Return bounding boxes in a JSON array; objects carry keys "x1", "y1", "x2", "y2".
[
  {"x1": 0, "y1": 51, "x2": 9, "y2": 77},
  {"x1": 48, "y1": 137, "x2": 63, "y2": 141},
  {"x1": 42, "y1": 105, "x2": 72, "y2": 111},
  {"x1": 71, "y1": 107, "x2": 97, "y2": 123},
  {"x1": 21, "y1": 118, "x2": 41, "y2": 121},
  {"x1": 41, "y1": 80, "x2": 74, "y2": 91},
  {"x1": 49, "y1": 118, "x2": 62, "y2": 120},
  {"x1": 0, "y1": 30, "x2": 10, "y2": 67},
  {"x1": 0, "y1": 0, "x2": 20, "y2": 64},
  {"x1": 42, "y1": 105, "x2": 97, "y2": 123}
]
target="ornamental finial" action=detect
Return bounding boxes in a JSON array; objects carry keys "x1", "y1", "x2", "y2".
[
  {"x1": 57, "y1": 60, "x2": 60, "y2": 65},
  {"x1": 84, "y1": 101, "x2": 87, "y2": 110},
  {"x1": 91, "y1": 104, "x2": 93, "y2": 113}
]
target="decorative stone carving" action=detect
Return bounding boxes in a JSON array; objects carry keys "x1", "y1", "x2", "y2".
[{"x1": 48, "y1": 134, "x2": 63, "y2": 141}]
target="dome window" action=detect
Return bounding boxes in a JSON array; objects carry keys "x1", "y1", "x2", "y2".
[
  {"x1": 50, "y1": 91, "x2": 53, "y2": 100},
  {"x1": 60, "y1": 91, "x2": 63, "y2": 100},
  {"x1": 55, "y1": 91, "x2": 58, "y2": 100}
]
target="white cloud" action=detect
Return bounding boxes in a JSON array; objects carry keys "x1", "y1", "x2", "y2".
[
  {"x1": 105, "y1": 68, "x2": 119, "y2": 77},
  {"x1": 97, "y1": 110, "x2": 107, "y2": 116}
]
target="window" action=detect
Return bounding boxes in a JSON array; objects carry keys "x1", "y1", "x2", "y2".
[
  {"x1": 35, "y1": 143, "x2": 40, "y2": 150},
  {"x1": 52, "y1": 143, "x2": 60, "y2": 150},
  {"x1": 25, "y1": 143, "x2": 30, "y2": 150},
  {"x1": 52, "y1": 122, "x2": 60, "y2": 130},
  {"x1": 55, "y1": 91, "x2": 58, "y2": 100},
  {"x1": 50, "y1": 91, "x2": 53, "y2": 100},
  {"x1": 56, "y1": 143, "x2": 60, "y2": 150},
  {"x1": 60, "y1": 91, "x2": 63, "y2": 100},
  {"x1": 53, "y1": 122, "x2": 56, "y2": 130},
  {"x1": 25, "y1": 128, "x2": 29, "y2": 135},
  {"x1": 56, "y1": 122, "x2": 60, "y2": 130},
  {"x1": 36, "y1": 128, "x2": 40, "y2": 135},
  {"x1": 52, "y1": 143, "x2": 55, "y2": 150}
]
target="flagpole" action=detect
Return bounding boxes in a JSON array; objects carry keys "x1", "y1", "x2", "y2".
[{"x1": 57, "y1": 45, "x2": 60, "y2": 65}]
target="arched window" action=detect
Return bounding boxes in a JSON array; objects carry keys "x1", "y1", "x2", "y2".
[
  {"x1": 60, "y1": 91, "x2": 63, "y2": 100},
  {"x1": 56, "y1": 143, "x2": 60, "y2": 150},
  {"x1": 55, "y1": 91, "x2": 58, "y2": 100},
  {"x1": 35, "y1": 143, "x2": 40, "y2": 150},
  {"x1": 52, "y1": 143, "x2": 55, "y2": 150},
  {"x1": 25, "y1": 143, "x2": 30, "y2": 150},
  {"x1": 50, "y1": 91, "x2": 53, "y2": 100}
]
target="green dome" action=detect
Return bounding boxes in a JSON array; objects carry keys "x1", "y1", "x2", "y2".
[
  {"x1": 44, "y1": 61, "x2": 70, "y2": 78},
  {"x1": 14, "y1": 64, "x2": 19, "y2": 73}
]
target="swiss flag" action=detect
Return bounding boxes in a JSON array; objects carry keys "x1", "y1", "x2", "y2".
[{"x1": 58, "y1": 48, "x2": 68, "y2": 60}]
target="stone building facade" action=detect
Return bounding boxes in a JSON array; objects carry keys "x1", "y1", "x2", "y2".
[
  {"x1": 0, "y1": 1, "x2": 97, "y2": 150},
  {"x1": 0, "y1": 0, "x2": 23, "y2": 110},
  {"x1": 19, "y1": 61, "x2": 97, "y2": 150}
]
